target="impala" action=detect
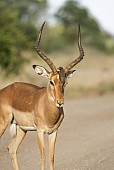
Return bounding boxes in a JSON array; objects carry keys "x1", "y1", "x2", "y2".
[{"x1": 0, "y1": 22, "x2": 84, "y2": 170}]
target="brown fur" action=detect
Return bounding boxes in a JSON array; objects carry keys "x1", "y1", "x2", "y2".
[
  {"x1": 0, "y1": 71, "x2": 64, "y2": 170},
  {"x1": 0, "y1": 22, "x2": 84, "y2": 170}
]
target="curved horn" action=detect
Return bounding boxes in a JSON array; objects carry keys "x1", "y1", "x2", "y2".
[
  {"x1": 65, "y1": 25, "x2": 84, "y2": 73},
  {"x1": 34, "y1": 22, "x2": 57, "y2": 73}
]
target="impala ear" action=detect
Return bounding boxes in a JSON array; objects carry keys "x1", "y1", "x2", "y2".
[
  {"x1": 66, "y1": 70, "x2": 76, "y2": 78},
  {"x1": 33, "y1": 65, "x2": 50, "y2": 78}
]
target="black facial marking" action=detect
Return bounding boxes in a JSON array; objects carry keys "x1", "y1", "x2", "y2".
[{"x1": 57, "y1": 67, "x2": 67, "y2": 94}]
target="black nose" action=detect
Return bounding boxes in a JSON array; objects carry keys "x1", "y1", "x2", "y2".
[{"x1": 57, "y1": 100, "x2": 64, "y2": 107}]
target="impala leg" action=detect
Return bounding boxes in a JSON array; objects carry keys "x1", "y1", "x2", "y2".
[
  {"x1": 48, "y1": 131, "x2": 57, "y2": 170},
  {"x1": 8, "y1": 126, "x2": 26, "y2": 170},
  {"x1": 0, "y1": 113, "x2": 10, "y2": 138},
  {"x1": 37, "y1": 130, "x2": 45, "y2": 170},
  {"x1": 0, "y1": 120, "x2": 9, "y2": 138}
]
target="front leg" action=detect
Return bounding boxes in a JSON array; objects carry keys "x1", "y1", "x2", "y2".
[
  {"x1": 8, "y1": 126, "x2": 26, "y2": 170},
  {"x1": 37, "y1": 130, "x2": 45, "y2": 170},
  {"x1": 48, "y1": 130, "x2": 57, "y2": 170}
]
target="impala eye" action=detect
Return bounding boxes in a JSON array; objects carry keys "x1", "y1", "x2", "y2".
[{"x1": 50, "y1": 80, "x2": 54, "y2": 86}]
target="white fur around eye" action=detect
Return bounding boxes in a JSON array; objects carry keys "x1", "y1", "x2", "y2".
[{"x1": 50, "y1": 80, "x2": 55, "y2": 86}]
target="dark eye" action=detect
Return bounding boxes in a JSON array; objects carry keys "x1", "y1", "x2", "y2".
[{"x1": 50, "y1": 80, "x2": 54, "y2": 86}]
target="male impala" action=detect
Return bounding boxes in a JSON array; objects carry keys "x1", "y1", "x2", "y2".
[{"x1": 0, "y1": 22, "x2": 84, "y2": 170}]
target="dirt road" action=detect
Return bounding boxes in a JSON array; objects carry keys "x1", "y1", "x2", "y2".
[{"x1": 0, "y1": 95, "x2": 114, "y2": 170}]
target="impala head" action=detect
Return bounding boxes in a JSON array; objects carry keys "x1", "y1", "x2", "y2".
[{"x1": 33, "y1": 22, "x2": 84, "y2": 108}]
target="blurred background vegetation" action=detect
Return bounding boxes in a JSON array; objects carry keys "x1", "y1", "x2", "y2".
[{"x1": 0, "y1": 0, "x2": 114, "y2": 97}]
